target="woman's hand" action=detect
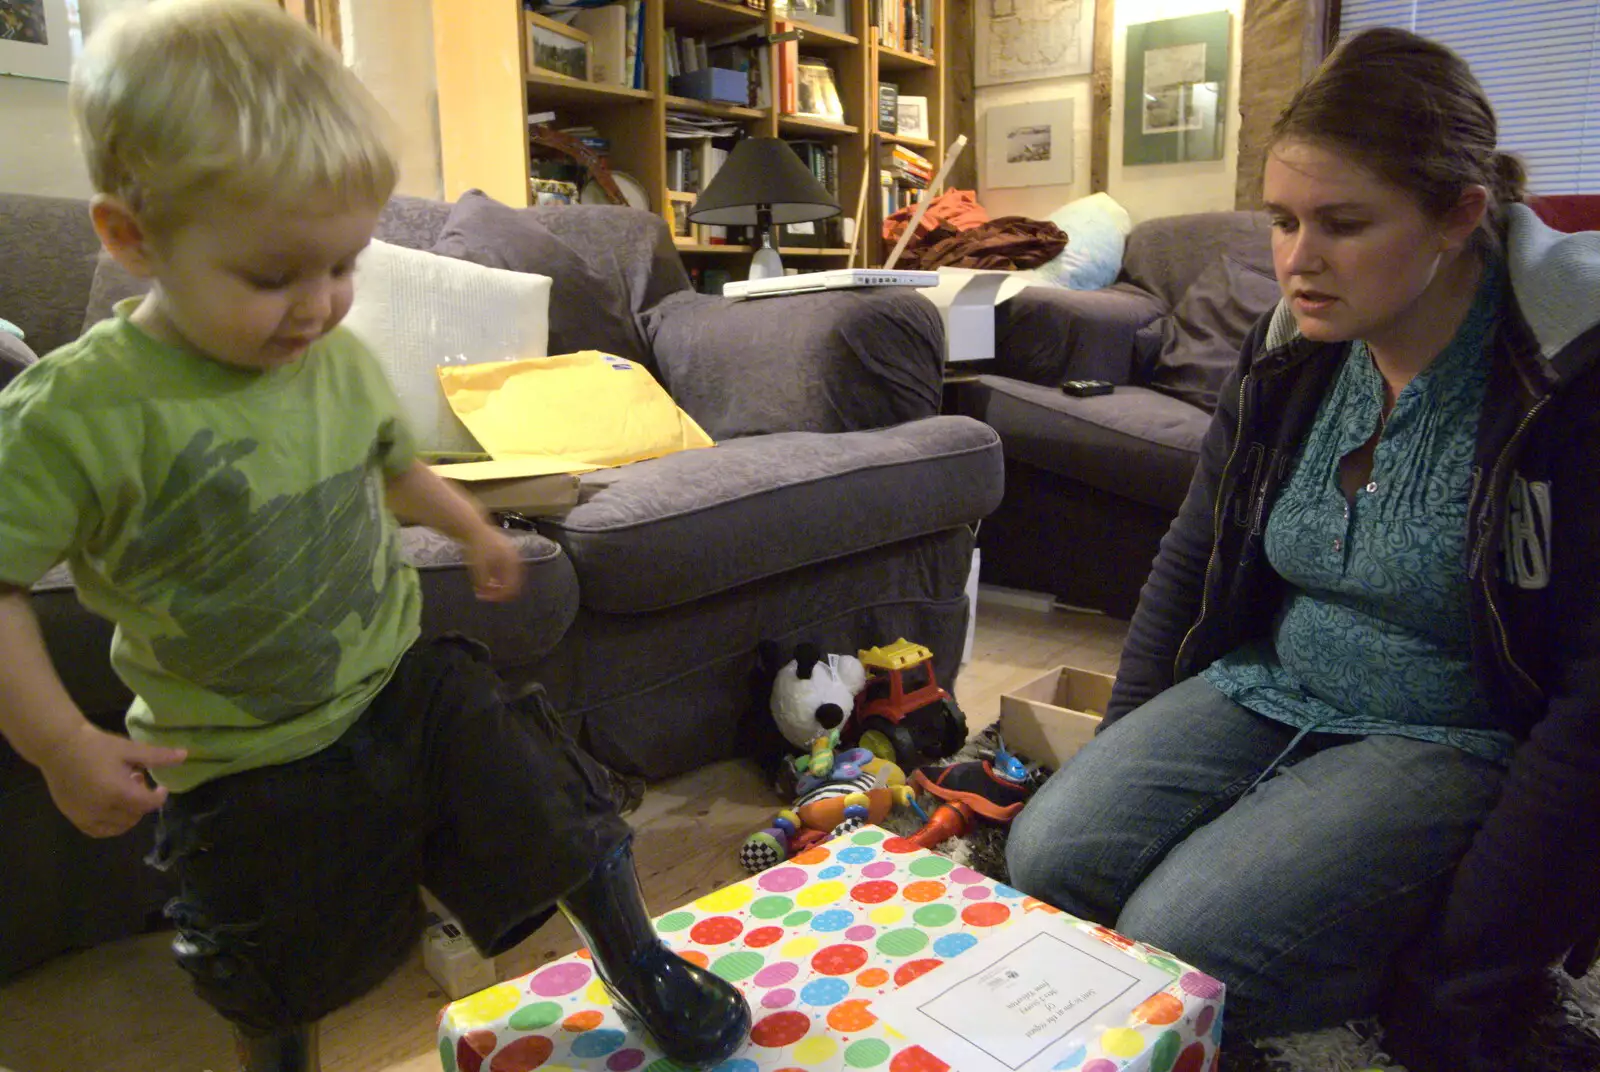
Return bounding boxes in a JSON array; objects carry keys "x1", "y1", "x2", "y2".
[
  {"x1": 38, "y1": 722, "x2": 186, "y2": 838},
  {"x1": 464, "y1": 524, "x2": 526, "y2": 602}
]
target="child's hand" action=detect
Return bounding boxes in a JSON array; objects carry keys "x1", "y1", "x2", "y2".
[
  {"x1": 38, "y1": 722, "x2": 186, "y2": 838},
  {"x1": 466, "y1": 526, "x2": 526, "y2": 602}
]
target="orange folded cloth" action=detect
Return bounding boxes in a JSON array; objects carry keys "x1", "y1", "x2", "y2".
[{"x1": 882, "y1": 188, "x2": 990, "y2": 244}]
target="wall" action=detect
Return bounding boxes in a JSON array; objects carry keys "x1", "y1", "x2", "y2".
[
  {"x1": 340, "y1": 0, "x2": 443, "y2": 199},
  {"x1": 1108, "y1": 0, "x2": 1244, "y2": 223},
  {"x1": 0, "y1": 0, "x2": 443, "y2": 200},
  {"x1": 975, "y1": 75, "x2": 1093, "y2": 219},
  {"x1": 0, "y1": 0, "x2": 138, "y2": 197},
  {"x1": 0, "y1": 76, "x2": 92, "y2": 197},
  {"x1": 971, "y1": 0, "x2": 1244, "y2": 224}
]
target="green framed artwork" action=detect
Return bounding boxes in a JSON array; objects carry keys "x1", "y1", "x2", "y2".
[{"x1": 1123, "y1": 11, "x2": 1232, "y2": 166}]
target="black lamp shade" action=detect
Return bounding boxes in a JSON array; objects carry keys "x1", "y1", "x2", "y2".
[{"x1": 687, "y1": 137, "x2": 841, "y2": 226}]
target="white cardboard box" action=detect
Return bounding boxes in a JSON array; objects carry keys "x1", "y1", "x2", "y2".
[
  {"x1": 422, "y1": 913, "x2": 499, "y2": 1000},
  {"x1": 920, "y1": 268, "x2": 1038, "y2": 363},
  {"x1": 997, "y1": 665, "x2": 1115, "y2": 770}
]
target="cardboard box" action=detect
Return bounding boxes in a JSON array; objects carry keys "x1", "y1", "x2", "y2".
[
  {"x1": 998, "y1": 665, "x2": 1115, "y2": 770},
  {"x1": 422, "y1": 913, "x2": 498, "y2": 1000},
  {"x1": 918, "y1": 268, "x2": 1037, "y2": 363},
  {"x1": 437, "y1": 825, "x2": 1224, "y2": 1072},
  {"x1": 669, "y1": 68, "x2": 748, "y2": 104}
]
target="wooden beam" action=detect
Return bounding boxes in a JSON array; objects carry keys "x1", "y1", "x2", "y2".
[
  {"x1": 276, "y1": 0, "x2": 341, "y2": 51},
  {"x1": 944, "y1": 0, "x2": 977, "y2": 191},
  {"x1": 1090, "y1": 0, "x2": 1113, "y2": 193},
  {"x1": 1235, "y1": 0, "x2": 1330, "y2": 209}
]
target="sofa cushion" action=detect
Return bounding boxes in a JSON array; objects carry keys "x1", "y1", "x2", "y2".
[
  {"x1": 643, "y1": 287, "x2": 945, "y2": 439},
  {"x1": 964, "y1": 377, "x2": 1208, "y2": 514},
  {"x1": 431, "y1": 190, "x2": 687, "y2": 368},
  {"x1": 76, "y1": 197, "x2": 463, "y2": 336},
  {"x1": 1120, "y1": 211, "x2": 1273, "y2": 312},
  {"x1": 376, "y1": 195, "x2": 453, "y2": 250},
  {"x1": 0, "y1": 194, "x2": 103, "y2": 357},
  {"x1": 1146, "y1": 254, "x2": 1280, "y2": 412},
  {"x1": 995, "y1": 283, "x2": 1164, "y2": 387},
  {"x1": 538, "y1": 416, "x2": 1004, "y2": 614},
  {"x1": 341, "y1": 238, "x2": 552, "y2": 453},
  {"x1": 1033, "y1": 193, "x2": 1133, "y2": 291}
]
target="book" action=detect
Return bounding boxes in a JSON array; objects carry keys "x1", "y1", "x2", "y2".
[
  {"x1": 570, "y1": 3, "x2": 629, "y2": 87},
  {"x1": 626, "y1": 0, "x2": 643, "y2": 89},
  {"x1": 433, "y1": 468, "x2": 581, "y2": 515},
  {"x1": 877, "y1": 80, "x2": 898, "y2": 134},
  {"x1": 775, "y1": 21, "x2": 799, "y2": 114}
]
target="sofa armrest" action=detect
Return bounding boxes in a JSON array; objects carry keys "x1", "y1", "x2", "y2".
[
  {"x1": 25, "y1": 529, "x2": 576, "y2": 725},
  {"x1": 640, "y1": 287, "x2": 944, "y2": 439},
  {"x1": 994, "y1": 283, "x2": 1166, "y2": 387}
]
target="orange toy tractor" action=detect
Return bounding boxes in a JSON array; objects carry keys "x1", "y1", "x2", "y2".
[{"x1": 845, "y1": 640, "x2": 968, "y2": 772}]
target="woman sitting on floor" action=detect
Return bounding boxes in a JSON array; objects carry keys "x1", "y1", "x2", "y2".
[{"x1": 1006, "y1": 26, "x2": 1600, "y2": 1072}]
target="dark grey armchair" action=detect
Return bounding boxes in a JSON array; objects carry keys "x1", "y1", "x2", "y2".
[{"x1": 0, "y1": 189, "x2": 1004, "y2": 980}]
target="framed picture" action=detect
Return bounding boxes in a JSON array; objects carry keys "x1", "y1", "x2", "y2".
[
  {"x1": 897, "y1": 95, "x2": 929, "y2": 141},
  {"x1": 0, "y1": 0, "x2": 74, "y2": 82},
  {"x1": 802, "y1": 0, "x2": 850, "y2": 36},
  {"x1": 794, "y1": 58, "x2": 843, "y2": 122},
  {"x1": 1123, "y1": 11, "x2": 1231, "y2": 166},
  {"x1": 525, "y1": 10, "x2": 592, "y2": 82},
  {"x1": 976, "y1": 0, "x2": 1094, "y2": 86},
  {"x1": 984, "y1": 98, "x2": 1074, "y2": 189}
]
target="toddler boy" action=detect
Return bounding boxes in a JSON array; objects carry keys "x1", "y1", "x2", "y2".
[{"x1": 0, "y1": 3, "x2": 749, "y2": 1069}]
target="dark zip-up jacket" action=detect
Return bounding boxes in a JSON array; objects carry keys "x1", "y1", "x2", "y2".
[{"x1": 1105, "y1": 206, "x2": 1600, "y2": 1037}]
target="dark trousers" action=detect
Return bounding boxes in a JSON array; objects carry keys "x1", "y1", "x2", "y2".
[{"x1": 148, "y1": 638, "x2": 632, "y2": 1033}]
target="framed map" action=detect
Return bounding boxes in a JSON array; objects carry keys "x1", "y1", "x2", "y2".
[
  {"x1": 1122, "y1": 11, "x2": 1231, "y2": 165},
  {"x1": 975, "y1": 0, "x2": 1095, "y2": 87}
]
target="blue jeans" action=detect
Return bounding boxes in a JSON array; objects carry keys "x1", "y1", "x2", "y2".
[{"x1": 1005, "y1": 676, "x2": 1504, "y2": 1037}]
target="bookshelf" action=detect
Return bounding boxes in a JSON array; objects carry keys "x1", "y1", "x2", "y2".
[{"x1": 432, "y1": 0, "x2": 945, "y2": 282}]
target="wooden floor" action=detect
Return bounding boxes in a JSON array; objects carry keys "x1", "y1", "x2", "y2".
[{"x1": 0, "y1": 597, "x2": 1127, "y2": 1072}]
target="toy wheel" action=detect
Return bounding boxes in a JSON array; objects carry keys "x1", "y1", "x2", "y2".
[
  {"x1": 861, "y1": 716, "x2": 918, "y2": 772},
  {"x1": 936, "y1": 697, "x2": 969, "y2": 757},
  {"x1": 857, "y1": 729, "x2": 897, "y2": 764}
]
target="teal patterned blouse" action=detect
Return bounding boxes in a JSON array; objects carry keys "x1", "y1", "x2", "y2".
[{"x1": 1203, "y1": 268, "x2": 1515, "y2": 764}]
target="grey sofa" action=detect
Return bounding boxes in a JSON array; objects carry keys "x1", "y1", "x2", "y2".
[
  {"x1": 951, "y1": 211, "x2": 1279, "y2": 618},
  {"x1": 0, "y1": 190, "x2": 1004, "y2": 980}
]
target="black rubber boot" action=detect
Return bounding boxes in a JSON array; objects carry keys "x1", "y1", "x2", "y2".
[
  {"x1": 559, "y1": 839, "x2": 751, "y2": 1069},
  {"x1": 234, "y1": 1024, "x2": 319, "y2": 1072}
]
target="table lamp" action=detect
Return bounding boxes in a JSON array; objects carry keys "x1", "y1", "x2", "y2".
[{"x1": 688, "y1": 137, "x2": 841, "y2": 280}]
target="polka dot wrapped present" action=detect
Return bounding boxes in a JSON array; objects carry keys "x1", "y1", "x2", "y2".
[{"x1": 438, "y1": 827, "x2": 1225, "y2": 1072}]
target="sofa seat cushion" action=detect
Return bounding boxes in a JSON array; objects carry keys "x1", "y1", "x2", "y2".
[
  {"x1": 27, "y1": 529, "x2": 578, "y2": 725},
  {"x1": 539, "y1": 416, "x2": 1004, "y2": 614},
  {"x1": 964, "y1": 376, "x2": 1209, "y2": 514}
]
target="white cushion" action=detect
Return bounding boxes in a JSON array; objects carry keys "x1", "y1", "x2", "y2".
[{"x1": 342, "y1": 239, "x2": 553, "y2": 453}]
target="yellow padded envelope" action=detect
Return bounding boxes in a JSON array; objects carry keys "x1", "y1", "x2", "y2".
[{"x1": 435, "y1": 351, "x2": 715, "y2": 478}]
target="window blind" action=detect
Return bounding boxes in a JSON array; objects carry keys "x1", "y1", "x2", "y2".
[{"x1": 1338, "y1": 1, "x2": 1600, "y2": 193}]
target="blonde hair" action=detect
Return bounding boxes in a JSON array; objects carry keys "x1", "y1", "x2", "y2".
[{"x1": 71, "y1": 0, "x2": 398, "y2": 233}]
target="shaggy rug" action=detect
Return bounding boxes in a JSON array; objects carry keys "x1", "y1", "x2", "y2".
[{"x1": 881, "y1": 727, "x2": 1600, "y2": 1072}]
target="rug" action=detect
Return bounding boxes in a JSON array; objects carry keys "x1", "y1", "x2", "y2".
[{"x1": 879, "y1": 727, "x2": 1600, "y2": 1072}]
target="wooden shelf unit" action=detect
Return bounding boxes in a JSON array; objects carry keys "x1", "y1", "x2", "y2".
[{"x1": 433, "y1": 0, "x2": 945, "y2": 274}]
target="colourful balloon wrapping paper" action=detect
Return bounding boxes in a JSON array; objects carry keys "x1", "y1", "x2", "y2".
[{"x1": 438, "y1": 826, "x2": 1225, "y2": 1072}]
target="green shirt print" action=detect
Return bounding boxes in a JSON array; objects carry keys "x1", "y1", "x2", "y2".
[{"x1": 0, "y1": 303, "x2": 421, "y2": 791}]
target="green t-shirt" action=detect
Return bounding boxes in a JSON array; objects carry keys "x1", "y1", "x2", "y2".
[{"x1": 0, "y1": 303, "x2": 422, "y2": 792}]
